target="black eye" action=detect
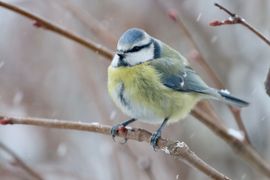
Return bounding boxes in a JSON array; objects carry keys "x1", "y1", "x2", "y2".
[
  {"x1": 132, "y1": 46, "x2": 141, "y2": 51},
  {"x1": 125, "y1": 41, "x2": 153, "y2": 53}
]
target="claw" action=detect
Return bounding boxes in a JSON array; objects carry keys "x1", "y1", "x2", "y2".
[
  {"x1": 111, "y1": 124, "x2": 128, "y2": 144},
  {"x1": 111, "y1": 124, "x2": 122, "y2": 142},
  {"x1": 111, "y1": 119, "x2": 137, "y2": 144},
  {"x1": 150, "y1": 131, "x2": 161, "y2": 151},
  {"x1": 119, "y1": 138, "x2": 128, "y2": 144}
]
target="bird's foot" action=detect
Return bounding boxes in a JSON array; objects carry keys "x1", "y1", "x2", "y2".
[
  {"x1": 111, "y1": 118, "x2": 136, "y2": 144},
  {"x1": 150, "y1": 131, "x2": 161, "y2": 151},
  {"x1": 111, "y1": 124, "x2": 128, "y2": 144}
]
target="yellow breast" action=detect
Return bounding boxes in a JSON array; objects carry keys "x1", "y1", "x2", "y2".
[{"x1": 108, "y1": 63, "x2": 200, "y2": 123}]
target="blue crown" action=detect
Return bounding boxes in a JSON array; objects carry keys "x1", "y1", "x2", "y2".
[{"x1": 118, "y1": 28, "x2": 145, "y2": 45}]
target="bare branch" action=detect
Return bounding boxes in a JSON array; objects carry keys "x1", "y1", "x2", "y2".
[
  {"x1": 192, "y1": 108, "x2": 270, "y2": 177},
  {"x1": 0, "y1": 142, "x2": 43, "y2": 180},
  {"x1": 0, "y1": 1, "x2": 250, "y2": 144},
  {"x1": 211, "y1": 3, "x2": 270, "y2": 47},
  {"x1": 58, "y1": 0, "x2": 117, "y2": 46},
  {"x1": 0, "y1": 115, "x2": 230, "y2": 180},
  {"x1": 154, "y1": 0, "x2": 224, "y2": 90},
  {"x1": 152, "y1": 0, "x2": 250, "y2": 144},
  {"x1": 0, "y1": 0, "x2": 270, "y2": 178},
  {"x1": 0, "y1": 1, "x2": 113, "y2": 59}
]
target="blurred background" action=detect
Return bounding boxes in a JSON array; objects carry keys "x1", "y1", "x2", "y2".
[{"x1": 0, "y1": 0, "x2": 269, "y2": 179}]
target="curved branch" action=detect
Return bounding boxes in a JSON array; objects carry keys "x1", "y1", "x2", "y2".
[
  {"x1": 0, "y1": 1, "x2": 113, "y2": 59},
  {"x1": 152, "y1": 0, "x2": 250, "y2": 144},
  {"x1": 192, "y1": 108, "x2": 270, "y2": 177},
  {"x1": 0, "y1": 115, "x2": 230, "y2": 180},
  {"x1": 0, "y1": 1, "x2": 270, "y2": 178},
  {"x1": 210, "y1": 3, "x2": 270, "y2": 47}
]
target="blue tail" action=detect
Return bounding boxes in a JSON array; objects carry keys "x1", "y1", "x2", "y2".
[{"x1": 218, "y1": 90, "x2": 249, "y2": 107}]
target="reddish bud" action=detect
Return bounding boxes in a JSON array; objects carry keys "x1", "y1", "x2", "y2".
[
  {"x1": 0, "y1": 118, "x2": 12, "y2": 125},
  {"x1": 168, "y1": 9, "x2": 177, "y2": 22},
  {"x1": 209, "y1": 20, "x2": 223, "y2": 26},
  {"x1": 33, "y1": 21, "x2": 43, "y2": 28}
]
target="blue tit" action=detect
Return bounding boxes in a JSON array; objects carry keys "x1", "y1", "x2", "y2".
[{"x1": 108, "y1": 28, "x2": 249, "y2": 148}]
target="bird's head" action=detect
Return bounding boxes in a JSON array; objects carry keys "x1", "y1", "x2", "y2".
[{"x1": 111, "y1": 28, "x2": 160, "y2": 67}]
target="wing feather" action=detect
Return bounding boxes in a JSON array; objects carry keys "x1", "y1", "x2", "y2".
[{"x1": 149, "y1": 58, "x2": 213, "y2": 95}]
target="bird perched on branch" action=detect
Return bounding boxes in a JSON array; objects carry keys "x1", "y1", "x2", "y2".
[{"x1": 108, "y1": 28, "x2": 249, "y2": 149}]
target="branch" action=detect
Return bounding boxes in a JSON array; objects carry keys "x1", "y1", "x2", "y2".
[
  {"x1": 192, "y1": 108, "x2": 270, "y2": 177},
  {"x1": 1, "y1": 0, "x2": 270, "y2": 178},
  {"x1": 0, "y1": 1, "x2": 113, "y2": 59},
  {"x1": 59, "y1": 0, "x2": 117, "y2": 46},
  {"x1": 210, "y1": 3, "x2": 270, "y2": 47},
  {"x1": 210, "y1": 2, "x2": 270, "y2": 141},
  {"x1": 0, "y1": 115, "x2": 230, "y2": 180},
  {"x1": 0, "y1": 142, "x2": 43, "y2": 180},
  {"x1": 153, "y1": 0, "x2": 250, "y2": 144}
]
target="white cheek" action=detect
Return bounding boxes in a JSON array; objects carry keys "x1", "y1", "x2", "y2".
[{"x1": 111, "y1": 55, "x2": 119, "y2": 67}]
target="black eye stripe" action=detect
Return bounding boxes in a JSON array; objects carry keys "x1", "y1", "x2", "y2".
[{"x1": 125, "y1": 40, "x2": 153, "y2": 53}]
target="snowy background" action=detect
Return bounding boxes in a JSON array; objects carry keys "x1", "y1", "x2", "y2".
[{"x1": 0, "y1": 0, "x2": 269, "y2": 179}]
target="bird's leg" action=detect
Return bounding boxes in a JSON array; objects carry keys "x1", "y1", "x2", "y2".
[
  {"x1": 150, "y1": 118, "x2": 169, "y2": 150},
  {"x1": 111, "y1": 118, "x2": 136, "y2": 143}
]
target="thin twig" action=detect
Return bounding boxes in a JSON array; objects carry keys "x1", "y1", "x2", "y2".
[
  {"x1": 153, "y1": 0, "x2": 250, "y2": 144},
  {"x1": 154, "y1": 0, "x2": 224, "y2": 89},
  {"x1": 191, "y1": 108, "x2": 270, "y2": 177},
  {"x1": 58, "y1": 0, "x2": 117, "y2": 47},
  {"x1": 0, "y1": 142, "x2": 43, "y2": 180},
  {"x1": 211, "y1": 3, "x2": 270, "y2": 47},
  {"x1": 0, "y1": 1, "x2": 113, "y2": 59},
  {"x1": 0, "y1": 115, "x2": 230, "y2": 180},
  {"x1": 211, "y1": 3, "x2": 270, "y2": 98},
  {"x1": 210, "y1": 2, "x2": 270, "y2": 142},
  {"x1": 0, "y1": 1, "x2": 270, "y2": 178}
]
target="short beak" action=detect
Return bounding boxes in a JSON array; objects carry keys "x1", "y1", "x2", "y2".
[{"x1": 116, "y1": 50, "x2": 125, "y2": 59}]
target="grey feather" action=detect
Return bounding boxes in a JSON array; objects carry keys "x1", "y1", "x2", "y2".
[
  {"x1": 150, "y1": 58, "x2": 211, "y2": 94},
  {"x1": 149, "y1": 58, "x2": 249, "y2": 107}
]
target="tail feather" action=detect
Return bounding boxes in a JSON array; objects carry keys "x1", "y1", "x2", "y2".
[{"x1": 217, "y1": 90, "x2": 249, "y2": 107}]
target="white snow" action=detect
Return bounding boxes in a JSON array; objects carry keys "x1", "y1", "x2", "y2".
[
  {"x1": 92, "y1": 122, "x2": 100, "y2": 126},
  {"x1": 227, "y1": 128, "x2": 244, "y2": 141},
  {"x1": 162, "y1": 147, "x2": 170, "y2": 154},
  {"x1": 196, "y1": 13, "x2": 202, "y2": 22},
  {"x1": 109, "y1": 111, "x2": 117, "y2": 120},
  {"x1": 0, "y1": 61, "x2": 4, "y2": 69},
  {"x1": 57, "y1": 143, "x2": 67, "y2": 157},
  {"x1": 176, "y1": 141, "x2": 185, "y2": 148},
  {"x1": 220, "y1": 89, "x2": 231, "y2": 94}
]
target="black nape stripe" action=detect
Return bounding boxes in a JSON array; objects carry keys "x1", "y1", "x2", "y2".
[{"x1": 153, "y1": 39, "x2": 161, "y2": 58}]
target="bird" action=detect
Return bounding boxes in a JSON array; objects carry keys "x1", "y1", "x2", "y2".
[{"x1": 107, "y1": 28, "x2": 249, "y2": 149}]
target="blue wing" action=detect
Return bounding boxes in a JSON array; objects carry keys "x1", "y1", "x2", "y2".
[
  {"x1": 149, "y1": 58, "x2": 249, "y2": 107},
  {"x1": 149, "y1": 58, "x2": 212, "y2": 94}
]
